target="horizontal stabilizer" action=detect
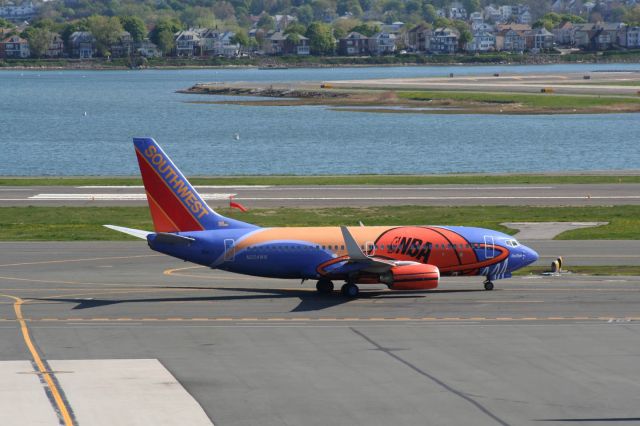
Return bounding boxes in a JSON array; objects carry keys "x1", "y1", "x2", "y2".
[
  {"x1": 103, "y1": 225, "x2": 151, "y2": 240},
  {"x1": 154, "y1": 233, "x2": 196, "y2": 246}
]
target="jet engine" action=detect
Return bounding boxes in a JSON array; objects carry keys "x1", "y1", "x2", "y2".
[{"x1": 379, "y1": 263, "x2": 440, "y2": 290}]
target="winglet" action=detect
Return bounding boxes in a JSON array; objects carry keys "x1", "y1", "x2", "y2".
[
  {"x1": 104, "y1": 225, "x2": 151, "y2": 240},
  {"x1": 340, "y1": 226, "x2": 369, "y2": 261}
]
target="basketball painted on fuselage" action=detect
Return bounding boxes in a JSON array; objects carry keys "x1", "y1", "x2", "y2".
[{"x1": 107, "y1": 138, "x2": 539, "y2": 296}]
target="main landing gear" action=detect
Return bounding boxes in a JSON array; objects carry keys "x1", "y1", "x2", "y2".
[
  {"x1": 484, "y1": 280, "x2": 494, "y2": 291},
  {"x1": 341, "y1": 282, "x2": 359, "y2": 298},
  {"x1": 316, "y1": 279, "x2": 334, "y2": 294},
  {"x1": 315, "y1": 279, "x2": 359, "y2": 297}
]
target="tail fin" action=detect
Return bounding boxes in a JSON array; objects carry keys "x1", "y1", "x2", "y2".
[{"x1": 133, "y1": 137, "x2": 256, "y2": 232}]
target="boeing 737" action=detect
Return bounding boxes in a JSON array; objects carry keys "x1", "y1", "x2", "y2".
[{"x1": 106, "y1": 138, "x2": 539, "y2": 297}]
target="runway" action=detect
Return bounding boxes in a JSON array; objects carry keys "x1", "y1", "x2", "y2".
[
  {"x1": 1, "y1": 242, "x2": 639, "y2": 425},
  {"x1": 1, "y1": 183, "x2": 640, "y2": 207}
]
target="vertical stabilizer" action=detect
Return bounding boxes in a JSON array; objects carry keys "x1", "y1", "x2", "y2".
[{"x1": 133, "y1": 137, "x2": 255, "y2": 232}]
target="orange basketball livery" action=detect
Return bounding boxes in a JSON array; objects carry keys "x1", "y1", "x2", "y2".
[{"x1": 106, "y1": 138, "x2": 539, "y2": 297}]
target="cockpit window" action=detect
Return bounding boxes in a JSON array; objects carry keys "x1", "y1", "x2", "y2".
[{"x1": 506, "y1": 239, "x2": 520, "y2": 247}]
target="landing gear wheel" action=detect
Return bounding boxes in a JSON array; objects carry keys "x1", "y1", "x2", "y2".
[
  {"x1": 316, "y1": 279, "x2": 334, "y2": 294},
  {"x1": 484, "y1": 280, "x2": 494, "y2": 291},
  {"x1": 341, "y1": 282, "x2": 359, "y2": 298}
]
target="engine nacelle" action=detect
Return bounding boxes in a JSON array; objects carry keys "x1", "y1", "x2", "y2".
[{"x1": 380, "y1": 263, "x2": 440, "y2": 290}]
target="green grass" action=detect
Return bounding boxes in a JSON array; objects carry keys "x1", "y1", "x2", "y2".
[
  {"x1": 2, "y1": 174, "x2": 640, "y2": 186},
  {"x1": 515, "y1": 265, "x2": 640, "y2": 276},
  {"x1": 1, "y1": 205, "x2": 639, "y2": 241},
  {"x1": 397, "y1": 90, "x2": 640, "y2": 109}
]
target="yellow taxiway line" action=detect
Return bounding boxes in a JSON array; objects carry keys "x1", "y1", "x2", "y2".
[{"x1": 0, "y1": 294, "x2": 75, "y2": 426}]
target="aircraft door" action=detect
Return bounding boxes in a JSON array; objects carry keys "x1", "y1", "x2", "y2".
[
  {"x1": 484, "y1": 235, "x2": 495, "y2": 259},
  {"x1": 223, "y1": 239, "x2": 235, "y2": 262}
]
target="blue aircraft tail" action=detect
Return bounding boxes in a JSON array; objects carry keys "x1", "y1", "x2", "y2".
[{"x1": 133, "y1": 137, "x2": 256, "y2": 233}]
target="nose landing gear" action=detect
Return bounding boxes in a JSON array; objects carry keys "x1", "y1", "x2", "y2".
[{"x1": 484, "y1": 280, "x2": 494, "y2": 291}]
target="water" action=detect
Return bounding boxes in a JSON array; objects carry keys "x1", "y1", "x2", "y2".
[{"x1": 1, "y1": 63, "x2": 639, "y2": 176}]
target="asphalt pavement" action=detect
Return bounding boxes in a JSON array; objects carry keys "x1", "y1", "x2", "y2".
[
  {"x1": 1, "y1": 183, "x2": 639, "y2": 207},
  {"x1": 0, "y1": 242, "x2": 639, "y2": 425}
]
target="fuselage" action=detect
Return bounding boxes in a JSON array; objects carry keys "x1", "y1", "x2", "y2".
[{"x1": 148, "y1": 225, "x2": 539, "y2": 283}]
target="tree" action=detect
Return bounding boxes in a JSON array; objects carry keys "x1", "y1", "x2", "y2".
[
  {"x1": 295, "y1": 5, "x2": 314, "y2": 25},
  {"x1": 150, "y1": 18, "x2": 182, "y2": 55},
  {"x1": 231, "y1": 31, "x2": 249, "y2": 46},
  {"x1": 284, "y1": 22, "x2": 307, "y2": 35},
  {"x1": 423, "y1": 4, "x2": 438, "y2": 23},
  {"x1": 453, "y1": 20, "x2": 471, "y2": 49},
  {"x1": 305, "y1": 22, "x2": 334, "y2": 55},
  {"x1": 349, "y1": 23, "x2": 379, "y2": 36},
  {"x1": 257, "y1": 14, "x2": 275, "y2": 30},
  {"x1": 86, "y1": 15, "x2": 124, "y2": 57},
  {"x1": 625, "y1": 5, "x2": 640, "y2": 25},
  {"x1": 119, "y1": 16, "x2": 146, "y2": 43},
  {"x1": 462, "y1": 0, "x2": 480, "y2": 14},
  {"x1": 533, "y1": 18, "x2": 554, "y2": 31},
  {"x1": 23, "y1": 27, "x2": 54, "y2": 58}
]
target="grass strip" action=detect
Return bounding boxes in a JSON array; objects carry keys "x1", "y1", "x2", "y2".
[
  {"x1": 397, "y1": 90, "x2": 640, "y2": 109},
  {"x1": 1, "y1": 205, "x2": 638, "y2": 241},
  {"x1": 2, "y1": 174, "x2": 640, "y2": 186},
  {"x1": 515, "y1": 265, "x2": 640, "y2": 276}
]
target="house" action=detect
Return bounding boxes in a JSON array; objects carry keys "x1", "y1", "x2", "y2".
[
  {"x1": 69, "y1": 31, "x2": 96, "y2": 58},
  {"x1": 266, "y1": 31, "x2": 309, "y2": 55},
  {"x1": 201, "y1": 30, "x2": 240, "y2": 57},
  {"x1": 430, "y1": 27, "x2": 459, "y2": 53},
  {"x1": 2, "y1": 35, "x2": 29, "y2": 58},
  {"x1": 466, "y1": 31, "x2": 495, "y2": 52},
  {"x1": 369, "y1": 32, "x2": 397, "y2": 55},
  {"x1": 527, "y1": 28, "x2": 554, "y2": 51},
  {"x1": 174, "y1": 29, "x2": 202, "y2": 56},
  {"x1": 405, "y1": 24, "x2": 432, "y2": 52},
  {"x1": 46, "y1": 33, "x2": 64, "y2": 58},
  {"x1": 619, "y1": 26, "x2": 640, "y2": 48},
  {"x1": 339, "y1": 32, "x2": 370, "y2": 55},
  {"x1": 496, "y1": 24, "x2": 531, "y2": 52},
  {"x1": 136, "y1": 40, "x2": 162, "y2": 57},
  {"x1": 0, "y1": 1, "x2": 37, "y2": 22},
  {"x1": 574, "y1": 22, "x2": 625, "y2": 50},
  {"x1": 553, "y1": 21, "x2": 575, "y2": 46},
  {"x1": 448, "y1": 2, "x2": 467, "y2": 19},
  {"x1": 110, "y1": 31, "x2": 134, "y2": 58}
]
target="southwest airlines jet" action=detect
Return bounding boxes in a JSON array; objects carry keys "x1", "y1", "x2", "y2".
[{"x1": 106, "y1": 138, "x2": 539, "y2": 297}]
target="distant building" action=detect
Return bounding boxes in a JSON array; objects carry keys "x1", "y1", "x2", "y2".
[
  {"x1": 110, "y1": 31, "x2": 134, "y2": 58},
  {"x1": 619, "y1": 26, "x2": 640, "y2": 48},
  {"x1": 430, "y1": 27, "x2": 459, "y2": 54},
  {"x1": 175, "y1": 29, "x2": 202, "y2": 57},
  {"x1": 405, "y1": 24, "x2": 432, "y2": 52},
  {"x1": 136, "y1": 40, "x2": 162, "y2": 58},
  {"x1": 2, "y1": 35, "x2": 29, "y2": 58},
  {"x1": 46, "y1": 33, "x2": 64, "y2": 58},
  {"x1": 0, "y1": 1, "x2": 37, "y2": 22},
  {"x1": 466, "y1": 31, "x2": 496, "y2": 52},
  {"x1": 266, "y1": 31, "x2": 309, "y2": 55},
  {"x1": 69, "y1": 31, "x2": 96, "y2": 59},
  {"x1": 527, "y1": 28, "x2": 554, "y2": 51},
  {"x1": 369, "y1": 32, "x2": 397, "y2": 55},
  {"x1": 201, "y1": 30, "x2": 240, "y2": 57},
  {"x1": 339, "y1": 32, "x2": 370, "y2": 55},
  {"x1": 553, "y1": 21, "x2": 575, "y2": 46}
]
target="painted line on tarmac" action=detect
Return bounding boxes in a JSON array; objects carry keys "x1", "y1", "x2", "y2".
[
  {"x1": 28, "y1": 193, "x2": 235, "y2": 201},
  {"x1": 236, "y1": 196, "x2": 640, "y2": 201},
  {"x1": 0, "y1": 294, "x2": 76, "y2": 426},
  {"x1": 0, "y1": 254, "x2": 161, "y2": 268},
  {"x1": 78, "y1": 185, "x2": 270, "y2": 189},
  {"x1": 9, "y1": 316, "x2": 639, "y2": 323}
]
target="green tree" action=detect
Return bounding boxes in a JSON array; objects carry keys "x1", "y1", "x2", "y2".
[
  {"x1": 423, "y1": 4, "x2": 438, "y2": 23},
  {"x1": 86, "y1": 15, "x2": 124, "y2": 57},
  {"x1": 349, "y1": 23, "x2": 379, "y2": 36},
  {"x1": 284, "y1": 22, "x2": 306, "y2": 35},
  {"x1": 231, "y1": 31, "x2": 249, "y2": 46},
  {"x1": 453, "y1": 20, "x2": 471, "y2": 49},
  {"x1": 257, "y1": 14, "x2": 275, "y2": 30},
  {"x1": 295, "y1": 5, "x2": 314, "y2": 25},
  {"x1": 533, "y1": 18, "x2": 554, "y2": 31},
  {"x1": 624, "y1": 5, "x2": 640, "y2": 25},
  {"x1": 305, "y1": 21, "x2": 334, "y2": 55},
  {"x1": 150, "y1": 18, "x2": 182, "y2": 55},
  {"x1": 23, "y1": 27, "x2": 54, "y2": 58},
  {"x1": 462, "y1": 0, "x2": 480, "y2": 14},
  {"x1": 119, "y1": 16, "x2": 146, "y2": 42}
]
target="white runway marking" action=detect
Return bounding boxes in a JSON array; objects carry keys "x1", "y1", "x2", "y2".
[
  {"x1": 79, "y1": 185, "x2": 271, "y2": 189},
  {"x1": 49, "y1": 359, "x2": 214, "y2": 426},
  {"x1": 29, "y1": 193, "x2": 236, "y2": 200},
  {"x1": 0, "y1": 361, "x2": 60, "y2": 426},
  {"x1": 237, "y1": 196, "x2": 640, "y2": 201}
]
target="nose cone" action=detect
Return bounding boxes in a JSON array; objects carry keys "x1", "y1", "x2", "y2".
[{"x1": 523, "y1": 246, "x2": 539, "y2": 266}]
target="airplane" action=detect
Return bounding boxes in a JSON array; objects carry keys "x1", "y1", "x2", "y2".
[{"x1": 106, "y1": 137, "x2": 539, "y2": 297}]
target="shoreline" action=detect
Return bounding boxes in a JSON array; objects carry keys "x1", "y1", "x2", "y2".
[{"x1": 3, "y1": 53, "x2": 640, "y2": 71}]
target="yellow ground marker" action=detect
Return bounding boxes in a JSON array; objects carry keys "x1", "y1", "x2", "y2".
[{"x1": 0, "y1": 294, "x2": 75, "y2": 426}]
